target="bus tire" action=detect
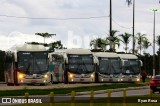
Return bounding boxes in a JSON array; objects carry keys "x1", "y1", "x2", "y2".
[
  {"x1": 7, "y1": 83, "x2": 14, "y2": 86},
  {"x1": 51, "y1": 75, "x2": 53, "y2": 84},
  {"x1": 95, "y1": 73, "x2": 99, "y2": 83},
  {"x1": 64, "y1": 73, "x2": 68, "y2": 84}
]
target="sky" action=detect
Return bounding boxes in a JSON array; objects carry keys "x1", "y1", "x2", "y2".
[{"x1": 0, "y1": 0, "x2": 160, "y2": 54}]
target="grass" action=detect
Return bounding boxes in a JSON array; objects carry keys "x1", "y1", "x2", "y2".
[{"x1": 0, "y1": 83, "x2": 143, "y2": 96}]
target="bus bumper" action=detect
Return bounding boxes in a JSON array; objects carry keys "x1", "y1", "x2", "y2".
[
  {"x1": 98, "y1": 77, "x2": 121, "y2": 82},
  {"x1": 17, "y1": 78, "x2": 50, "y2": 84},
  {"x1": 120, "y1": 77, "x2": 141, "y2": 83},
  {"x1": 68, "y1": 78, "x2": 95, "y2": 83}
]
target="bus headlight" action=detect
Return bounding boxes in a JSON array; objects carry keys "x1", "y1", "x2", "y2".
[
  {"x1": 44, "y1": 74, "x2": 48, "y2": 78},
  {"x1": 18, "y1": 73, "x2": 24, "y2": 79},
  {"x1": 90, "y1": 74, "x2": 94, "y2": 78},
  {"x1": 69, "y1": 74, "x2": 74, "y2": 78},
  {"x1": 137, "y1": 78, "x2": 140, "y2": 81}
]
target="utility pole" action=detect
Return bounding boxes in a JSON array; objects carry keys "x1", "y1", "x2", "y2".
[
  {"x1": 109, "y1": 0, "x2": 112, "y2": 51},
  {"x1": 132, "y1": 0, "x2": 135, "y2": 54},
  {"x1": 152, "y1": 9, "x2": 157, "y2": 76}
]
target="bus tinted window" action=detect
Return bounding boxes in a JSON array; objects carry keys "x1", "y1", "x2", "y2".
[
  {"x1": 99, "y1": 57, "x2": 121, "y2": 75},
  {"x1": 68, "y1": 54, "x2": 94, "y2": 74},
  {"x1": 18, "y1": 52, "x2": 48, "y2": 74}
]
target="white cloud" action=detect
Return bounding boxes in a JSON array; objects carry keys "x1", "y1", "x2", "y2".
[{"x1": 0, "y1": 0, "x2": 160, "y2": 55}]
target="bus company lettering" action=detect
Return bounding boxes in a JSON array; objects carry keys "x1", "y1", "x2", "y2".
[
  {"x1": 28, "y1": 99, "x2": 42, "y2": 103},
  {"x1": 11, "y1": 98, "x2": 42, "y2": 104}
]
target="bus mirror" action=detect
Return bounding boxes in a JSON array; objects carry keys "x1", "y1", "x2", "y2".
[
  {"x1": 139, "y1": 60, "x2": 143, "y2": 67},
  {"x1": 93, "y1": 56, "x2": 99, "y2": 65},
  {"x1": 64, "y1": 54, "x2": 68, "y2": 63},
  {"x1": 121, "y1": 60, "x2": 125, "y2": 66}
]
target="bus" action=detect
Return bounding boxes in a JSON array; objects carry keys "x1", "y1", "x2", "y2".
[
  {"x1": 93, "y1": 52, "x2": 122, "y2": 82},
  {"x1": 4, "y1": 44, "x2": 51, "y2": 85},
  {"x1": 117, "y1": 54, "x2": 143, "y2": 83},
  {"x1": 49, "y1": 49, "x2": 95, "y2": 83}
]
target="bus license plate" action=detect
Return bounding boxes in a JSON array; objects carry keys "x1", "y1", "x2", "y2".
[
  {"x1": 157, "y1": 87, "x2": 160, "y2": 89},
  {"x1": 80, "y1": 79, "x2": 84, "y2": 81},
  {"x1": 128, "y1": 79, "x2": 132, "y2": 81},
  {"x1": 31, "y1": 80, "x2": 37, "y2": 83},
  {"x1": 109, "y1": 79, "x2": 113, "y2": 81}
]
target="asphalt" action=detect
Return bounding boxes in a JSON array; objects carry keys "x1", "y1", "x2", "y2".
[{"x1": 67, "y1": 85, "x2": 150, "y2": 96}]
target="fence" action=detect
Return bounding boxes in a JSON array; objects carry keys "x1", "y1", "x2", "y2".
[{"x1": 22, "y1": 89, "x2": 157, "y2": 106}]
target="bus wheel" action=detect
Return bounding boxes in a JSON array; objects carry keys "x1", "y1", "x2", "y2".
[
  {"x1": 15, "y1": 83, "x2": 20, "y2": 86},
  {"x1": 40, "y1": 83, "x2": 45, "y2": 86},
  {"x1": 95, "y1": 73, "x2": 99, "y2": 83},
  {"x1": 51, "y1": 75, "x2": 53, "y2": 84},
  {"x1": 7, "y1": 83, "x2": 14, "y2": 86},
  {"x1": 64, "y1": 74, "x2": 68, "y2": 84}
]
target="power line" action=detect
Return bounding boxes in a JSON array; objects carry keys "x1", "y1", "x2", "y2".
[
  {"x1": 0, "y1": 14, "x2": 109, "y2": 20},
  {"x1": 112, "y1": 18, "x2": 133, "y2": 29}
]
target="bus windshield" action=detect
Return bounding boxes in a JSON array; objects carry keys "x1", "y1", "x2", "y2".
[
  {"x1": 99, "y1": 57, "x2": 121, "y2": 75},
  {"x1": 123, "y1": 59, "x2": 140, "y2": 75},
  {"x1": 68, "y1": 54, "x2": 94, "y2": 74},
  {"x1": 18, "y1": 52, "x2": 48, "y2": 74}
]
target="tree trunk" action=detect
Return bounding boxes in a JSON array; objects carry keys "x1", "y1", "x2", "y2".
[{"x1": 126, "y1": 44, "x2": 127, "y2": 53}]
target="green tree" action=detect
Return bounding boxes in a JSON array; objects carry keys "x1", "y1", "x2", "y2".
[
  {"x1": 136, "y1": 33, "x2": 147, "y2": 55},
  {"x1": 119, "y1": 32, "x2": 131, "y2": 53},
  {"x1": 49, "y1": 41, "x2": 66, "y2": 52},
  {"x1": 90, "y1": 38, "x2": 109, "y2": 51},
  {"x1": 107, "y1": 30, "x2": 120, "y2": 52},
  {"x1": 156, "y1": 35, "x2": 160, "y2": 74},
  {"x1": 142, "y1": 38, "x2": 151, "y2": 53},
  {"x1": 35, "y1": 32, "x2": 56, "y2": 44},
  {"x1": 156, "y1": 35, "x2": 160, "y2": 50},
  {"x1": 142, "y1": 38, "x2": 151, "y2": 72}
]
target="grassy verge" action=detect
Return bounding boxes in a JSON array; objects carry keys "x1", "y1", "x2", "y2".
[{"x1": 0, "y1": 83, "x2": 143, "y2": 96}]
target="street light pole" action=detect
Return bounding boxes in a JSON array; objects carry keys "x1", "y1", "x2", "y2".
[
  {"x1": 132, "y1": 0, "x2": 135, "y2": 54},
  {"x1": 152, "y1": 9, "x2": 157, "y2": 76},
  {"x1": 109, "y1": 0, "x2": 112, "y2": 51}
]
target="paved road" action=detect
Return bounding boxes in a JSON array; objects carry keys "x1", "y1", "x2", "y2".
[
  {"x1": 77, "y1": 88, "x2": 150, "y2": 97},
  {"x1": 0, "y1": 83, "x2": 111, "y2": 90},
  {"x1": 48, "y1": 88, "x2": 151, "y2": 102},
  {"x1": 0, "y1": 88, "x2": 154, "y2": 105}
]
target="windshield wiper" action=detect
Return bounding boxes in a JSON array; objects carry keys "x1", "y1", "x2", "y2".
[{"x1": 26, "y1": 62, "x2": 31, "y2": 74}]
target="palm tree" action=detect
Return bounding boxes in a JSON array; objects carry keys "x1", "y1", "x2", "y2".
[
  {"x1": 142, "y1": 38, "x2": 151, "y2": 73},
  {"x1": 142, "y1": 38, "x2": 151, "y2": 53},
  {"x1": 156, "y1": 35, "x2": 160, "y2": 50},
  {"x1": 119, "y1": 32, "x2": 131, "y2": 53},
  {"x1": 90, "y1": 38, "x2": 109, "y2": 51},
  {"x1": 35, "y1": 32, "x2": 56, "y2": 44},
  {"x1": 126, "y1": 0, "x2": 135, "y2": 54},
  {"x1": 136, "y1": 33, "x2": 147, "y2": 55},
  {"x1": 107, "y1": 30, "x2": 120, "y2": 52}
]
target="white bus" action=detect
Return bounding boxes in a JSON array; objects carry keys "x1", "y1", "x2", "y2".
[
  {"x1": 117, "y1": 54, "x2": 142, "y2": 83},
  {"x1": 93, "y1": 52, "x2": 122, "y2": 82},
  {"x1": 4, "y1": 44, "x2": 51, "y2": 85},
  {"x1": 49, "y1": 49, "x2": 95, "y2": 83}
]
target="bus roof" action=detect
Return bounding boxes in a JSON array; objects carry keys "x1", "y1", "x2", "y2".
[
  {"x1": 16, "y1": 44, "x2": 47, "y2": 52},
  {"x1": 54, "y1": 48, "x2": 92, "y2": 55},
  {"x1": 93, "y1": 52, "x2": 119, "y2": 58},
  {"x1": 117, "y1": 54, "x2": 138, "y2": 59}
]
